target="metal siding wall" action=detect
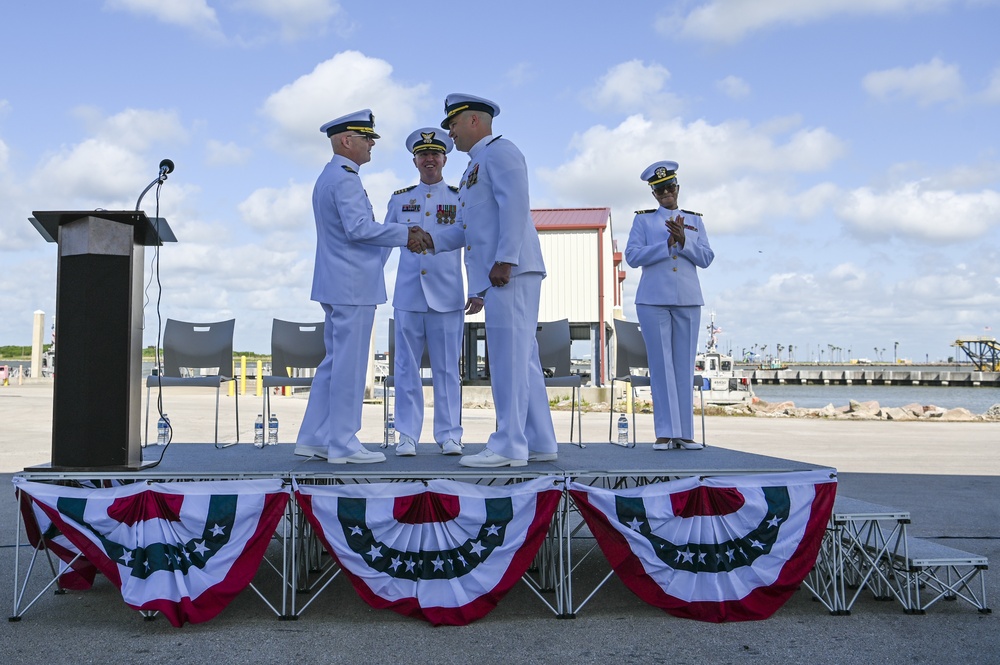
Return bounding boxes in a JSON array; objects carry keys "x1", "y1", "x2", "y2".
[
  {"x1": 538, "y1": 230, "x2": 598, "y2": 322},
  {"x1": 462, "y1": 227, "x2": 611, "y2": 328}
]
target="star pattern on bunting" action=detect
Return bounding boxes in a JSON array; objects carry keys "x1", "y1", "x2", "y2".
[
  {"x1": 613, "y1": 489, "x2": 792, "y2": 574},
  {"x1": 334, "y1": 496, "x2": 514, "y2": 581}
]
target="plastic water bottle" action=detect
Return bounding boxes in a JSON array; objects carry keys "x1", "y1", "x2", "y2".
[
  {"x1": 267, "y1": 413, "x2": 278, "y2": 445},
  {"x1": 254, "y1": 413, "x2": 265, "y2": 448},
  {"x1": 617, "y1": 413, "x2": 629, "y2": 446},
  {"x1": 386, "y1": 414, "x2": 396, "y2": 447},
  {"x1": 156, "y1": 414, "x2": 170, "y2": 445}
]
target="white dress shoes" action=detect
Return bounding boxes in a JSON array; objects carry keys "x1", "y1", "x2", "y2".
[
  {"x1": 652, "y1": 438, "x2": 675, "y2": 451},
  {"x1": 293, "y1": 444, "x2": 328, "y2": 459},
  {"x1": 328, "y1": 448, "x2": 386, "y2": 464},
  {"x1": 676, "y1": 438, "x2": 705, "y2": 450},
  {"x1": 439, "y1": 439, "x2": 463, "y2": 456},
  {"x1": 459, "y1": 448, "x2": 527, "y2": 468},
  {"x1": 527, "y1": 452, "x2": 557, "y2": 462},
  {"x1": 395, "y1": 435, "x2": 417, "y2": 457}
]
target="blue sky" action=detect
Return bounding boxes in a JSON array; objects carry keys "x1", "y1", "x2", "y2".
[{"x1": 1, "y1": 0, "x2": 998, "y2": 364}]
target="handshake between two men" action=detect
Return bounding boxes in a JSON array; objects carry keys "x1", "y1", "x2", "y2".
[
  {"x1": 407, "y1": 226, "x2": 434, "y2": 253},
  {"x1": 404, "y1": 225, "x2": 484, "y2": 315}
]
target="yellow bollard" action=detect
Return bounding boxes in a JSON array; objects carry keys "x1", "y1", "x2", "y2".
[
  {"x1": 256, "y1": 360, "x2": 263, "y2": 397},
  {"x1": 240, "y1": 356, "x2": 247, "y2": 395},
  {"x1": 229, "y1": 360, "x2": 235, "y2": 397}
]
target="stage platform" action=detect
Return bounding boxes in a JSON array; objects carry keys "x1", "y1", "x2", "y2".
[
  {"x1": 12, "y1": 443, "x2": 832, "y2": 624},
  {"x1": 17, "y1": 441, "x2": 824, "y2": 482}
]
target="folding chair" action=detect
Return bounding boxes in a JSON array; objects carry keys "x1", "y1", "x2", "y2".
[
  {"x1": 262, "y1": 320, "x2": 325, "y2": 436},
  {"x1": 608, "y1": 320, "x2": 650, "y2": 445},
  {"x1": 144, "y1": 319, "x2": 239, "y2": 448},
  {"x1": 536, "y1": 319, "x2": 584, "y2": 447}
]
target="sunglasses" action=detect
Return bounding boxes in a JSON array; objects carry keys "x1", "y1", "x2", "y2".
[{"x1": 652, "y1": 184, "x2": 678, "y2": 195}]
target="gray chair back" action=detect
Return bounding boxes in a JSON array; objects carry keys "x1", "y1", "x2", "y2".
[
  {"x1": 613, "y1": 319, "x2": 649, "y2": 379},
  {"x1": 163, "y1": 319, "x2": 236, "y2": 378},
  {"x1": 270, "y1": 319, "x2": 325, "y2": 377},
  {"x1": 535, "y1": 319, "x2": 572, "y2": 378}
]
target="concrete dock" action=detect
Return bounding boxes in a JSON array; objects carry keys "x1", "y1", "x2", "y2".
[{"x1": 1, "y1": 380, "x2": 997, "y2": 664}]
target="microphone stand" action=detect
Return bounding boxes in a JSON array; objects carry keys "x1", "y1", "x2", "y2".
[{"x1": 136, "y1": 159, "x2": 174, "y2": 211}]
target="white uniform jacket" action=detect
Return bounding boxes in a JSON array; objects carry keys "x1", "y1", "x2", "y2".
[
  {"x1": 310, "y1": 154, "x2": 409, "y2": 306},
  {"x1": 385, "y1": 181, "x2": 465, "y2": 313},
  {"x1": 445, "y1": 135, "x2": 546, "y2": 296},
  {"x1": 625, "y1": 207, "x2": 714, "y2": 306}
]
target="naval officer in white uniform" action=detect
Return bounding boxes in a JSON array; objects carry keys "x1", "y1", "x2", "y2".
[
  {"x1": 438, "y1": 93, "x2": 558, "y2": 468},
  {"x1": 625, "y1": 161, "x2": 715, "y2": 451},
  {"x1": 386, "y1": 128, "x2": 465, "y2": 457},
  {"x1": 295, "y1": 110, "x2": 424, "y2": 464}
]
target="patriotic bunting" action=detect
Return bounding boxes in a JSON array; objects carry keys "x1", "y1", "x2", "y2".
[
  {"x1": 13, "y1": 478, "x2": 288, "y2": 627},
  {"x1": 18, "y1": 488, "x2": 98, "y2": 590},
  {"x1": 569, "y1": 469, "x2": 836, "y2": 622},
  {"x1": 295, "y1": 477, "x2": 562, "y2": 626}
]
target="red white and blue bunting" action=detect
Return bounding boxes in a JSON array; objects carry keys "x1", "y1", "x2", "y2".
[
  {"x1": 13, "y1": 477, "x2": 288, "y2": 627},
  {"x1": 295, "y1": 477, "x2": 562, "y2": 626},
  {"x1": 18, "y1": 488, "x2": 98, "y2": 590},
  {"x1": 569, "y1": 469, "x2": 836, "y2": 622}
]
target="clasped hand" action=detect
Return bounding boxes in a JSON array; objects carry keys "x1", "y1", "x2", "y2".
[
  {"x1": 666, "y1": 214, "x2": 685, "y2": 248},
  {"x1": 407, "y1": 226, "x2": 434, "y2": 253}
]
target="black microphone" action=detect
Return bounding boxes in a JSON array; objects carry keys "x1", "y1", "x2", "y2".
[{"x1": 137, "y1": 159, "x2": 176, "y2": 211}]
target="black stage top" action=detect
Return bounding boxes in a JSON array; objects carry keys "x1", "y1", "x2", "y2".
[{"x1": 17, "y1": 443, "x2": 825, "y2": 482}]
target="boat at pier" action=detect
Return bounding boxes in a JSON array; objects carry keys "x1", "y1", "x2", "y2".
[{"x1": 695, "y1": 314, "x2": 754, "y2": 405}]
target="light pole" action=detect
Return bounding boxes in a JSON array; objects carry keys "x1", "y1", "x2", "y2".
[{"x1": 894, "y1": 341, "x2": 899, "y2": 364}]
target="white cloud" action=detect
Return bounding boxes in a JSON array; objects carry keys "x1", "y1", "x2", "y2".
[
  {"x1": 716, "y1": 75, "x2": 751, "y2": 99},
  {"x1": 505, "y1": 62, "x2": 536, "y2": 87},
  {"x1": 537, "y1": 113, "x2": 846, "y2": 229},
  {"x1": 238, "y1": 181, "x2": 313, "y2": 231},
  {"x1": 862, "y1": 57, "x2": 964, "y2": 105},
  {"x1": 104, "y1": 0, "x2": 221, "y2": 36},
  {"x1": 29, "y1": 108, "x2": 188, "y2": 205},
  {"x1": 666, "y1": 0, "x2": 956, "y2": 43},
  {"x1": 836, "y1": 181, "x2": 1000, "y2": 240},
  {"x1": 584, "y1": 60, "x2": 683, "y2": 116},
  {"x1": 231, "y1": 0, "x2": 341, "y2": 40},
  {"x1": 259, "y1": 51, "x2": 432, "y2": 163},
  {"x1": 206, "y1": 139, "x2": 253, "y2": 166}
]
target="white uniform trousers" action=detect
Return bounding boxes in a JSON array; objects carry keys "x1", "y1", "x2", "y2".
[
  {"x1": 483, "y1": 273, "x2": 558, "y2": 460},
  {"x1": 636, "y1": 304, "x2": 700, "y2": 440},
  {"x1": 297, "y1": 303, "x2": 374, "y2": 456},
  {"x1": 393, "y1": 308, "x2": 464, "y2": 444}
]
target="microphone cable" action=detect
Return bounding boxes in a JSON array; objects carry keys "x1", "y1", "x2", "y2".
[{"x1": 137, "y1": 162, "x2": 173, "y2": 469}]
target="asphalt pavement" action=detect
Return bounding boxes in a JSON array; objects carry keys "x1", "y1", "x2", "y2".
[{"x1": 2, "y1": 381, "x2": 997, "y2": 664}]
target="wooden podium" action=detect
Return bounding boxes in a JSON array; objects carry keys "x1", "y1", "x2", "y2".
[{"x1": 30, "y1": 211, "x2": 177, "y2": 470}]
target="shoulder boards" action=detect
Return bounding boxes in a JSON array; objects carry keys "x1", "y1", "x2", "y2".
[
  {"x1": 634, "y1": 209, "x2": 657, "y2": 215},
  {"x1": 681, "y1": 209, "x2": 702, "y2": 216},
  {"x1": 448, "y1": 185, "x2": 459, "y2": 193},
  {"x1": 393, "y1": 184, "x2": 417, "y2": 195},
  {"x1": 341, "y1": 165, "x2": 357, "y2": 174}
]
